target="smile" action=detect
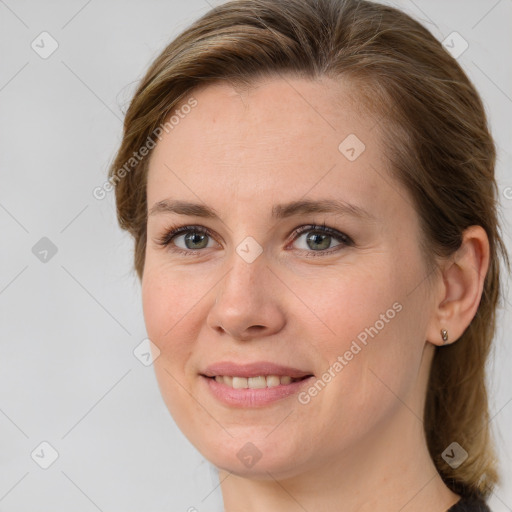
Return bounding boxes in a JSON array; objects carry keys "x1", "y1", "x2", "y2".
[{"x1": 209, "y1": 375, "x2": 309, "y2": 388}]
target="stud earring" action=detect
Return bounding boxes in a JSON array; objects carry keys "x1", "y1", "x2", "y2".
[{"x1": 441, "y1": 328, "x2": 449, "y2": 344}]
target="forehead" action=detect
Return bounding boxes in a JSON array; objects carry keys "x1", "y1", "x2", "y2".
[{"x1": 146, "y1": 76, "x2": 393, "y2": 216}]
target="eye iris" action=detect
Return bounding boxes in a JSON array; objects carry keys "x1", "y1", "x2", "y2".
[
  {"x1": 306, "y1": 232, "x2": 331, "y2": 250},
  {"x1": 185, "y1": 231, "x2": 208, "y2": 249}
]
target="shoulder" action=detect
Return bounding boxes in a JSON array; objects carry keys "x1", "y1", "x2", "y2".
[{"x1": 447, "y1": 496, "x2": 492, "y2": 512}]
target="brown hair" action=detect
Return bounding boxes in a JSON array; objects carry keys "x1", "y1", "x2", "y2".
[{"x1": 108, "y1": 0, "x2": 510, "y2": 499}]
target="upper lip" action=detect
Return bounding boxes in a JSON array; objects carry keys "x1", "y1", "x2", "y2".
[{"x1": 201, "y1": 361, "x2": 314, "y2": 379}]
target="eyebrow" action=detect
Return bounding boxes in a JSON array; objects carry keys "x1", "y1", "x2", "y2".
[{"x1": 148, "y1": 198, "x2": 375, "y2": 221}]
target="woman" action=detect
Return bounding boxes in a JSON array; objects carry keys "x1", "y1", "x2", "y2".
[{"x1": 108, "y1": 0, "x2": 509, "y2": 510}]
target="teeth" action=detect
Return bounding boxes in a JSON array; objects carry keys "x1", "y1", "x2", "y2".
[
  {"x1": 232, "y1": 376, "x2": 248, "y2": 389},
  {"x1": 212, "y1": 375, "x2": 303, "y2": 389},
  {"x1": 266, "y1": 375, "x2": 281, "y2": 387},
  {"x1": 248, "y1": 376, "x2": 267, "y2": 389}
]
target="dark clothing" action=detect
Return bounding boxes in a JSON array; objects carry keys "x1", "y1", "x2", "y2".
[{"x1": 447, "y1": 496, "x2": 491, "y2": 511}]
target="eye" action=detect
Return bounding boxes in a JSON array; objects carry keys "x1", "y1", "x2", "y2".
[
  {"x1": 288, "y1": 223, "x2": 353, "y2": 256},
  {"x1": 154, "y1": 224, "x2": 218, "y2": 255},
  {"x1": 154, "y1": 222, "x2": 353, "y2": 257}
]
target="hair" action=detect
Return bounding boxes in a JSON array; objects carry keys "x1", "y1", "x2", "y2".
[{"x1": 108, "y1": 0, "x2": 510, "y2": 500}]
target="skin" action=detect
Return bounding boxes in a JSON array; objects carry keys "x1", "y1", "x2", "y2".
[{"x1": 141, "y1": 76, "x2": 490, "y2": 512}]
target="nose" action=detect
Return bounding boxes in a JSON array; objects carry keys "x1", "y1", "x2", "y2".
[{"x1": 206, "y1": 252, "x2": 286, "y2": 341}]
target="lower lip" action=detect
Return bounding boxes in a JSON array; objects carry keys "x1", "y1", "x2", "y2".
[{"x1": 201, "y1": 375, "x2": 313, "y2": 407}]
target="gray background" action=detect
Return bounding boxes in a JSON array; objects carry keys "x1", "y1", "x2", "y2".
[{"x1": 0, "y1": 0, "x2": 511, "y2": 510}]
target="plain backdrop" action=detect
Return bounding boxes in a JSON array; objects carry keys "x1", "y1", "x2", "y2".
[{"x1": 0, "y1": 0, "x2": 511, "y2": 511}]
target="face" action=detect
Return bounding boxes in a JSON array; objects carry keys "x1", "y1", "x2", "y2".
[{"x1": 142, "y1": 76, "x2": 435, "y2": 479}]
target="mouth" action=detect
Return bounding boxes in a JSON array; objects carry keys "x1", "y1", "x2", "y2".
[{"x1": 200, "y1": 361, "x2": 314, "y2": 407}]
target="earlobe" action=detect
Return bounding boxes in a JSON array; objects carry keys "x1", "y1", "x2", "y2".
[{"x1": 426, "y1": 225, "x2": 490, "y2": 347}]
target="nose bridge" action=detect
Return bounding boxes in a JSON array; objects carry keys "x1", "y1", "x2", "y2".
[
  {"x1": 208, "y1": 241, "x2": 286, "y2": 339},
  {"x1": 218, "y1": 241, "x2": 268, "y2": 303}
]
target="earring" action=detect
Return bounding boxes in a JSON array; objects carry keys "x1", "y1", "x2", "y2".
[{"x1": 441, "y1": 328, "x2": 449, "y2": 344}]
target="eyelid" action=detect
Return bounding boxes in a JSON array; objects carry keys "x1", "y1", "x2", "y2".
[{"x1": 288, "y1": 223, "x2": 352, "y2": 245}]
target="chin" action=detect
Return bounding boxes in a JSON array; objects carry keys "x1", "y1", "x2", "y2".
[{"x1": 191, "y1": 431, "x2": 313, "y2": 481}]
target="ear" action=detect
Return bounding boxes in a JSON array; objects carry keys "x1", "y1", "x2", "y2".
[{"x1": 426, "y1": 225, "x2": 490, "y2": 346}]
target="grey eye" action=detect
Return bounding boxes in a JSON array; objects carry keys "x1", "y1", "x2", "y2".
[
  {"x1": 175, "y1": 231, "x2": 213, "y2": 250},
  {"x1": 293, "y1": 230, "x2": 342, "y2": 251}
]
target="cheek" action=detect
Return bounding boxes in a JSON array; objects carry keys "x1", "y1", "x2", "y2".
[
  {"x1": 299, "y1": 258, "x2": 416, "y2": 394},
  {"x1": 141, "y1": 268, "x2": 201, "y2": 358},
  {"x1": 297, "y1": 260, "x2": 402, "y2": 350},
  {"x1": 141, "y1": 270, "x2": 203, "y2": 424}
]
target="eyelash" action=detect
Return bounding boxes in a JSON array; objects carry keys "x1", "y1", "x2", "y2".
[{"x1": 154, "y1": 222, "x2": 354, "y2": 258}]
